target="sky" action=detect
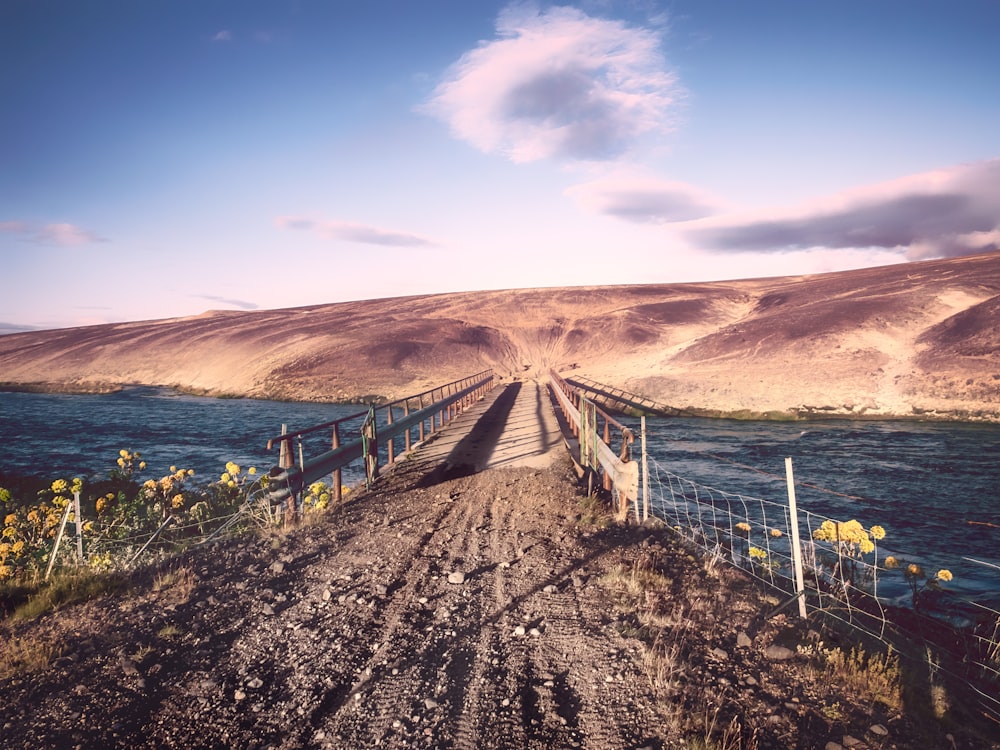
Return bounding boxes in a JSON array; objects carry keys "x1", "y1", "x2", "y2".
[{"x1": 2, "y1": 0, "x2": 999, "y2": 333}]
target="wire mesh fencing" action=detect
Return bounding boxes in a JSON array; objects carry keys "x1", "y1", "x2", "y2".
[{"x1": 644, "y1": 455, "x2": 1000, "y2": 723}]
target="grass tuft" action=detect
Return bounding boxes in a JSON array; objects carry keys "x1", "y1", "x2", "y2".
[{"x1": 9, "y1": 570, "x2": 126, "y2": 623}]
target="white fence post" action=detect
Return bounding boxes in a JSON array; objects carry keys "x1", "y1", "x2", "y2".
[
  {"x1": 785, "y1": 457, "x2": 808, "y2": 620},
  {"x1": 73, "y1": 489, "x2": 84, "y2": 561},
  {"x1": 45, "y1": 501, "x2": 74, "y2": 580},
  {"x1": 641, "y1": 416, "x2": 649, "y2": 521}
]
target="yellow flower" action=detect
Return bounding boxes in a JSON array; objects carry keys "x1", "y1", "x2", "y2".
[
  {"x1": 11, "y1": 540, "x2": 25, "y2": 556},
  {"x1": 936, "y1": 569, "x2": 953, "y2": 582},
  {"x1": 117, "y1": 458, "x2": 125, "y2": 467},
  {"x1": 735, "y1": 522, "x2": 751, "y2": 533},
  {"x1": 884, "y1": 556, "x2": 899, "y2": 569},
  {"x1": 171, "y1": 494, "x2": 185, "y2": 509},
  {"x1": 749, "y1": 546, "x2": 768, "y2": 560},
  {"x1": 906, "y1": 563, "x2": 924, "y2": 578},
  {"x1": 869, "y1": 525, "x2": 886, "y2": 541},
  {"x1": 248, "y1": 467, "x2": 257, "y2": 475},
  {"x1": 119, "y1": 449, "x2": 129, "y2": 458},
  {"x1": 220, "y1": 473, "x2": 231, "y2": 483},
  {"x1": 51, "y1": 478, "x2": 69, "y2": 494},
  {"x1": 769, "y1": 528, "x2": 783, "y2": 538},
  {"x1": 0, "y1": 565, "x2": 12, "y2": 580},
  {"x1": 227, "y1": 481, "x2": 236, "y2": 489},
  {"x1": 4, "y1": 513, "x2": 16, "y2": 526},
  {"x1": 83, "y1": 521, "x2": 95, "y2": 533},
  {"x1": 859, "y1": 539, "x2": 875, "y2": 554},
  {"x1": 187, "y1": 469, "x2": 195, "y2": 477},
  {"x1": 139, "y1": 461, "x2": 147, "y2": 470},
  {"x1": 169, "y1": 466, "x2": 177, "y2": 473},
  {"x1": 96, "y1": 497, "x2": 108, "y2": 513}
]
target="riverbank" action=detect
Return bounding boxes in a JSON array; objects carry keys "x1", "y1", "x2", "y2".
[{"x1": 4, "y1": 462, "x2": 997, "y2": 749}]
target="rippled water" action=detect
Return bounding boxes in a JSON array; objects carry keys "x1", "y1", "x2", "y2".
[
  {"x1": 2, "y1": 388, "x2": 998, "y2": 597},
  {"x1": 635, "y1": 415, "x2": 1000, "y2": 601}
]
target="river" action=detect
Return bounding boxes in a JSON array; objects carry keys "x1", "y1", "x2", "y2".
[{"x1": 2, "y1": 387, "x2": 998, "y2": 600}]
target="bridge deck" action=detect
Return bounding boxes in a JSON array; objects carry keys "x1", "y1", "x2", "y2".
[{"x1": 403, "y1": 379, "x2": 566, "y2": 480}]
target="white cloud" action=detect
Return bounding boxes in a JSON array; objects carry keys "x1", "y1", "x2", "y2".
[
  {"x1": 212, "y1": 30, "x2": 232, "y2": 42},
  {"x1": 422, "y1": 4, "x2": 679, "y2": 163},
  {"x1": 275, "y1": 216, "x2": 435, "y2": 248},
  {"x1": 566, "y1": 170, "x2": 720, "y2": 222},
  {"x1": 684, "y1": 159, "x2": 1000, "y2": 260}
]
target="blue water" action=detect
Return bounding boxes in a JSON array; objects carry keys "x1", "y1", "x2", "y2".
[
  {"x1": 1, "y1": 388, "x2": 998, "y2": 598},
  {"x1": 635, "y1": 416, "x2": 1000, "y2": 602},
  {"x1": 0, "y1": 387, "x2": 367, "y2": 484}
]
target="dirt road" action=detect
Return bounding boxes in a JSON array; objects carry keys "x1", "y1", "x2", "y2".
[{"x1": 1, "y1": 382, "x2": 675, "y2": 749}]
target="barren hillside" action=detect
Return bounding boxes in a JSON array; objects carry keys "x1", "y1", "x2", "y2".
[{"x1": 2, "y1": 252, "x2": 999, "y2": 420}]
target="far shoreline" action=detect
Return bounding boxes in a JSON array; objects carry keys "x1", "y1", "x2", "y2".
[{"x1": 3, "y1": 380, "x2": 998, "y2": 425}]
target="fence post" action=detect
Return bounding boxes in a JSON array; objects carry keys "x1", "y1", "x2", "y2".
[
  {"x1": 785, "y1": 457, "x2": 808, "y2": 620},
  {"x1": 332, "y1": 424, "x2": 342, "y2": 505},
  {"x1": 73, "y1": 489, "x2": 84, "y2": 561},
  {"x1": 386, "y1": 405, "x2": 395, "y2": 465},
  {"x1": 45, "y1": 501, "x2": 74, "y2": 580},
  {"x1": 641, "y1": 416, "x2": 649, "y2": 521}
]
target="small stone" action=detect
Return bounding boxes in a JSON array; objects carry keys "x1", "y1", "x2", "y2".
[
  {"x1": 842, "y1": 736, "x2": 862, "y2": 748},
  {"x1": 501, "y1": 698, "x2": 510, "y2": 707},
  {"x1": 745, "y1": 675, "x2": 758, "y2": 686},
  {"x1": 529, "y1": 628, "x2": 541, "y2": 637},
  {"x1": 235, "y1": 690, "x2": 247, "y2": 701},
  {"x1": 417, "y1": 597, "x2": 428, "y2": 604},
  {"x1": 543, "y1": 584, "x2": 558, "y2": 594},
  {"x1": 424, "y1": 698, "x2": 438, "y2": 710},
  {"x1": 261, "y1": 603, "x2": 275, "y2": 616},
  {"x1": 514, "y1": 625, "x2": 526, "y2": 636},
  {"x1": 375, "y1": 584, "x2": 388, "y2": 597},
  {"x1": 447, "y1": 571, "x2": 466, "y2": 585},
  {"x1": 322, "y1": 589, "x2": 332, "y2": 602},
  {"x1": 543, "y1": 680, "x2": 555, "y2": 687},
  {"x1": 737, "y1": 631, "x2": 752, "y2": 648},
  {"x1": 271, "y1": 561, "x2": 285, "y2": 574},
  {"x1": 825, "y1": 742, "x2": 844, "y2": 750},
  {"x1": 711, "y1": 647, "x2": 728, "y2": 660},
  {"x1": 247, "y1": 677, "x2": 263, "y2": 689},
  {"x1": 869, "y1": 724, "x2": 889, "y2": 737},
  {"x1": 764, "y1": 645, "x2": 795, "y2": 661}
]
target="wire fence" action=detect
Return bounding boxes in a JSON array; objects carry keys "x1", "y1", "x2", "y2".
[{"x1": 645, "y1": 455, "x2": 1000, "y2": 724}]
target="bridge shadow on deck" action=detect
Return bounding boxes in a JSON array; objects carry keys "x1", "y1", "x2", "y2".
[{"x1": 417, "y1": 381, "x2": 522, "y2": 486}]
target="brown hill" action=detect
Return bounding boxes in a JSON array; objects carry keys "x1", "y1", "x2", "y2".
[{"x1": 2, "y1": 252, "x2": 999, "y2": 421}]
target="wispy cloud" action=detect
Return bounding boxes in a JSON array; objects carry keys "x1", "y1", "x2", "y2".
[
  {"x1": 422, "y1": 4, "x2": 679, "y2": 163},
  {"x1": 1, "y1": 220, "x2": 107, "y2": 246},
  {"x1": 566, "y1": 170, "x2": 719, "y2": 222},
  {"x1": 275, "y1": 216, "x2": 435, "y2": 247},
  {"x1": 196, "y1": 295, "x2": 260, "y2": 310},
  {"x1": 212, "y1": 30, "x2": 232, "y2": 42},
  {"x1": 684, "y1": 159, "x2": 1000, "y2": 260}
]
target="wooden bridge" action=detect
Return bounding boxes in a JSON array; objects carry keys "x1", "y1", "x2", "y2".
[
  {"x1": 264, "y1": 369, "x2": 640, "y2": 521},
  {"x1": 562, "y1": 374, "x2": 692, "y2": 418}
]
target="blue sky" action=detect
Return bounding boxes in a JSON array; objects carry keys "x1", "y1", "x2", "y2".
[{"x1": 2, "y1": 0, "x2": 998, "y2": 332}]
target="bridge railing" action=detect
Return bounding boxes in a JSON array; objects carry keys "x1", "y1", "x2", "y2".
[
  {"x1": 549, "y1": 370, "x2": 639, "y2": 515},
  {"x1": 264, "y1": 370, "x2": 496, "y2": 520}
]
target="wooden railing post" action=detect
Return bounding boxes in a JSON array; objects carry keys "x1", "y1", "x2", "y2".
[
  {"x1": 403, "y1": 402, "x2": 411, "y2": 452},
  {"x1": 386, "y1": 405, "x2": 395, "y2": 465},
  {"x1": 332, "y1": 424, "x2": 342, "y2": 505}
]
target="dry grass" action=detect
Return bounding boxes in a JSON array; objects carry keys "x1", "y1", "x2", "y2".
[
  {"x1": 815, "y1": 645, "x2": 902, "y2": 711},
  {"x1": 152, "y1": 564, "x2": 196, "y2": 604},
  {"x1": 9, "y1": 570, "x2": 126, "y2": 623},
  {"x1": 0, "y1": 635, "x2": 64, "y2": 679}
]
